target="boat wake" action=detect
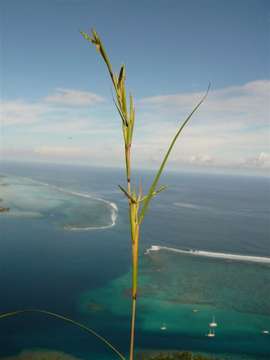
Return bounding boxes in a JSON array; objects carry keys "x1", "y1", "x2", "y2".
[{"x1": 145, "y1": 245, "x2": 270, "y2": 264}]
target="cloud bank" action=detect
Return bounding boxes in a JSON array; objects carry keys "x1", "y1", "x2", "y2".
[{"x1": 1, "y1": 80, "x2": 269, "y2": 173}]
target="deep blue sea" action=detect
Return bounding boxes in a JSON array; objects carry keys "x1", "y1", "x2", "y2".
[{"x1": 0, "y1": 162, "x2": 269, "y2": 360}]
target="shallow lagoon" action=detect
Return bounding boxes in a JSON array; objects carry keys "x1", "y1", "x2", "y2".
[{"x1": 0, "y1": 174, "x2": 117, "y2": 230}]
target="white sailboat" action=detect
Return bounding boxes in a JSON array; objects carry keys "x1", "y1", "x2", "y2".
[{"x1": 209, "y1": 315, "x2": 217, "y2": 328}]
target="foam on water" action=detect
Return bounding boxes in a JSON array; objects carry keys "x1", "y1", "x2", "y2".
[
  {"x1": 145, "y1": 245, "x2": 270, "y2": 264},
  {"x1": 43, "y1": 185, "x2": 118, "y2": 231}
]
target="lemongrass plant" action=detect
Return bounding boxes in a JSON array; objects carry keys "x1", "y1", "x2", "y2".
[
  {"x1": 80, "y1": 29, "x2": 210, "y2": 360},
  {"x1": 0, "y1": 29, "x2": 209, "y2": 360}
]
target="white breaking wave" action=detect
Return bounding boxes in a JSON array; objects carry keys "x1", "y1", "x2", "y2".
[
  {"x1": 54, "y1": 189, "x2": 118, "y2": 230},
  {"x1": 48, "y1": 187, "x2": 118, "y2": 231},
  {"x1": 145, "y1": 245, "x2": 270, "y2": 264},
  {"x1": 17, "y1": 176, "x2": 118, "y2": 231}
]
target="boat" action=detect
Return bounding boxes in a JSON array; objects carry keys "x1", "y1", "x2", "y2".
[
  {"x1": 262, "y1": 330, "x2": 269, "y2": 334},
  {"x1": 160, "y1": 324, "x2": 167, "y2": 330},
  {"x1": 207, "y1": 328, "x2": 215, "y2": 337},
  {"x1": 209, "y1": 315, "x2": 217, "y2": 328}
]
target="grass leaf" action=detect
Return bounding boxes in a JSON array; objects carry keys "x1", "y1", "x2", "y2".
[
  {"x1": 139, "y1": 83, "x2": 211, "y2": 224},
  {"x1": 119, "y1": 185, "x2": 136, "y2": 203}
]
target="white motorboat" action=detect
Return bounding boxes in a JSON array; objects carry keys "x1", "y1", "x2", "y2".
[
  {"x1": 209, "y1": 315, "x2": 218, "y2": 328},
  {"x1": 207, "y1": 328, "x2": 215, "y2": 337}
]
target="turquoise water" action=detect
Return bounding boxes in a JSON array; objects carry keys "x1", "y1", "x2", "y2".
[
  {"x1": 0, "y1": 162, "x2": 269, "y2": 359},
  {"x1": 79, "y1": 251, "x2": 270, "y2": 358},
  {"x1": 0, "y1": 175, "x2": 116, "y2": 230}
]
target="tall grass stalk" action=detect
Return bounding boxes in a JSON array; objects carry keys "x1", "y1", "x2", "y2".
[
  {"x1": 81, "y1": 29, "x2": 210, "y2": 360},
  {"x1": 0, "y1": 29, "x2": 209, "y2": 360}
]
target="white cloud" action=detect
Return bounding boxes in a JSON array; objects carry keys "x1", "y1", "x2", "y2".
[
  {"x1": 140, "y1": 79, "x2": 270, "y2": 126},
  {"x1": 131, "y1": 79, "x2": 270, "y2": 171},
  {"x1": 44, "y1": 88, "x2": 105, "y2": 106},
  {"x1": 0, "y1": 100, "x2": 47, "y2": 125},
  {"x1": 1, "y1": 88, "x2": 105, "y2": 126},
  {"x1": 189, "y1": 154, "x2": 213, "y2": 165},
  {"x1": 241, "y1": 152, "x2": 270, "y2": 169},
  {"x1": 1, "y1": 81, "x2": 270, "y2": 173}
]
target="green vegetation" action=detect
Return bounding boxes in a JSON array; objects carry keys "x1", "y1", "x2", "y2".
[
  {"x1": 1, "y1": 349, "x2": 82, "y2": 360},
  {"x1": 137, "y1": 352, "x2": 217, "y2": 360}
]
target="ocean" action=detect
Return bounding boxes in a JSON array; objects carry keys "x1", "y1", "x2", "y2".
[{"x1": 0, "y1": 162, "x2": 269, "y2": 360}]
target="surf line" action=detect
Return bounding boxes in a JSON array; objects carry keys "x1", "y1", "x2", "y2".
[
  {"x1": 48, "y1": 186, "x2": 118, "y2": 230},
  {"x1": 19, "y1": 176, "x2": 118, "y2": 230},
  {"x1": 59, "y1": 189, "x2": 118, "y2": 230},
  {"x1": 145, "y1": 245, "x2": 270, "y2": 264}
]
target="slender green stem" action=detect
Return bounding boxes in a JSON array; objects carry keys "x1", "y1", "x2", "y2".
[
  {"x1": 129, "y1": 222, "x2": 139, "y2": 360},
  {"x1": 125, "y1": 139, "x2": 138, "y2": 360},
  {"x1": 129, "y1": 297, "x2": 137, "y2": 360}
]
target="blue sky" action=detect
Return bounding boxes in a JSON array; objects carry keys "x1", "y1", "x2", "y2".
[{"x1": 1, "y1": 0, "x2": 269, "y2": 174}]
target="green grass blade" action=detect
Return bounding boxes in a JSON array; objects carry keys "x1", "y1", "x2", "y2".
[
  {"x1": 153, "y1": 185, "x2": 167, "y2": 196},
  {"x1": 0, "y1": 309, "x2": 126, "y2": 360},
  {"x1": 118, "y1": 65, "x2": 125, "y2": 88},
  {"x1": 112, "y1": 95, "x2": 129, "y2": 128},
  {"x1": 138, "y1": 83, "x2": 210, "y2": 224},
  {"x1": 128, "y1": 94, "x2": 135, "y2": 144},
  {"x1": 119, "y1": 185, "x2": 136, "y2": 203}
]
